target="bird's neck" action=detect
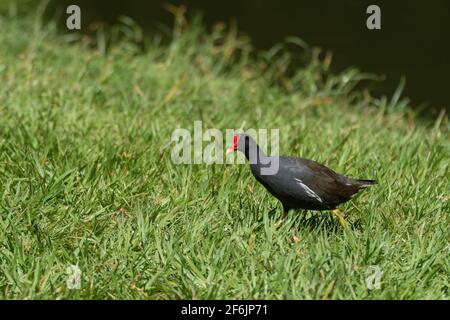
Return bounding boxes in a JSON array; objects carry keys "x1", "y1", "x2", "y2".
[
  {"x1": 244, "y1": 143, "x2": 268, "y2": 165},
  {"x1": 247, "y1": 144, "x2": 280, "y2": 177}
]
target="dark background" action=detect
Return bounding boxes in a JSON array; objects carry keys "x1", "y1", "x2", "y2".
[{"x1": 49, "y1": 0, "x2": 450, "y2": 114}]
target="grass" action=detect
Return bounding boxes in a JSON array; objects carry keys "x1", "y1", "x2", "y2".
[{"x1": 0, "y1": 7, "x2": 449, "y2": 299}]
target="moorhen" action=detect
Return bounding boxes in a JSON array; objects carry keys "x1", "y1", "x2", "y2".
[{"x1": 226, "y1": 134, "x2": 376, "y2": 226}]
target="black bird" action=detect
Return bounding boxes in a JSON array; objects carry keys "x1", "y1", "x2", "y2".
[{"x1": 226, "y1": 134, "x2": 376, "y2": 226}]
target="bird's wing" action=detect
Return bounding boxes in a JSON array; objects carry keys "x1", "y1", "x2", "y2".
[{"x1": 287, "y1": 157, "x2": 358, "y2": 206}]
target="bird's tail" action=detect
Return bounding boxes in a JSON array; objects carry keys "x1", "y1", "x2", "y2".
[{"x1": 355, "y1": 179, "x2": 377, "y2": 189}]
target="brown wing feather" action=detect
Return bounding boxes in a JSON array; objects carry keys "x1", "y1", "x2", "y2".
[{"x1": 292, "y1": 158, "x2": 359, "y2": 207}]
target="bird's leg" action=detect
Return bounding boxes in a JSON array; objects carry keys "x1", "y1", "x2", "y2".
[
  {"x1": 274, "y1": 206, "x2": 290, "y2": 229},
  {"x1": 331, "y1": 208, "x2": 346, "y2": 228},
  {"x1": 282, "y1": 205, "x2": 291, "y2": 220}
]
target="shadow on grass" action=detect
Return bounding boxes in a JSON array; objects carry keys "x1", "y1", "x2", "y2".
[{"x1": 266, "y1": 207, "x2": 364, "y2": 234}]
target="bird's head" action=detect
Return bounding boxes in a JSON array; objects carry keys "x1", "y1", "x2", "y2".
[
  {"x1": 226, "y1": 133, "x2": 255, "y2": 156},
  {"x1": 225, "y1": 133, "x2": 275, "y2": 173}
]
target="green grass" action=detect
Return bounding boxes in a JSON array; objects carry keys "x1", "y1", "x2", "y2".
[{"x1": 0, "y1": 8, "x2": 449, "y2": 299}]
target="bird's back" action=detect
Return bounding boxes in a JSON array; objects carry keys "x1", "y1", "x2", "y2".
[{"x1": 251, "y1": 156, "x2": 371, "y2": 210}]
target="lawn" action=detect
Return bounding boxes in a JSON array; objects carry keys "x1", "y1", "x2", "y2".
[{"x1": 0, "y1": 7, "x2": 448, "y2": 299}]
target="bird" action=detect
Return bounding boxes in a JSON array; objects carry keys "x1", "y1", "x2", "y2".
[{"x1": 226, "y1": 133, "x2": 376, "y2": 227}]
